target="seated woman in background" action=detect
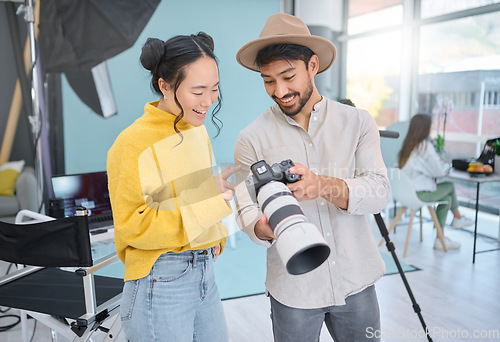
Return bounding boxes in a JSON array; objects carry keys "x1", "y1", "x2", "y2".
[{"x1": 398, "y1": 113, "x2": 473, "y2": 250}]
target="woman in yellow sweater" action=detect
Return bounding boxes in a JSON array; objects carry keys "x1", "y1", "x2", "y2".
[{"x1": 107, "y1": 32, "x2": 239, "y2": 341}]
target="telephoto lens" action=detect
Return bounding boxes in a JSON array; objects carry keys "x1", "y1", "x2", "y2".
[{"x1": 246, "y1": 160, "x2": 330, "y2": 275}]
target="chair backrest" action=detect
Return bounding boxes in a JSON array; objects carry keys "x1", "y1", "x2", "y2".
[
  {"x1": 387, "y1": 168, "x2": 427, "y2": 210},
  {"x1": 380, "y1": 121, "x2": 410, "y2": 168},
  {"x1": 0, "y1": 215, "x2": 93, "y2": 267}
]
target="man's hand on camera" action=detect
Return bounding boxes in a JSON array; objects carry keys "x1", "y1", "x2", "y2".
[
  {"x1": 288, "y1": 162, "x2": 349, "y2": 209},
  {"x1": 255, "y1": 216, "x2": 276, "y2": 242},
  {"x1": 287, "y1": 162, "x2": 321, "y2": 201}
]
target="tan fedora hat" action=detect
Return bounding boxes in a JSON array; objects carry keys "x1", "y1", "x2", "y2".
[{"x1": 236, "y1": 13, "x2": 337, "y2": 74}]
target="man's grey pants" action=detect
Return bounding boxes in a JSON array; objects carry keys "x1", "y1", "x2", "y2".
[{"x1": 270, "y1": 285, "x2": 380, "y2": 342}]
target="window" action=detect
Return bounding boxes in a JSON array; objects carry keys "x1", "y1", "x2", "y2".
[
  {"x1": 341, "y1": 0, "x2": 500, "y2": 221},
  {"x1": 346, "y1": 31, "x2": 401, "y2": 126},
  {"x1": 417, "y1": 11, "x2": 500, "y2": 159},
  {"x1": 348, "y1": 1, "x2": 402, "y2": 35},
  {"x1": 345, "y1": 1, "x2": 404, "y2": 126},
  {"x1": 343, "y1": 1, "x2": 500, "y2": 145},
  {"x1": 421, "y1": 0, "x2": 500, "y2": 19}
]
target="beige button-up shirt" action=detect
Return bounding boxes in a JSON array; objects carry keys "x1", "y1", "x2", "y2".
[{"x1": 233, "y1": 97, "x2": 390, "y2": 309}]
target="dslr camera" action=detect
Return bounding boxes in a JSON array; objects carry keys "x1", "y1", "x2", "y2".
[{"x1": 246, "y1": 159, "x2": 330, "y2": 275}]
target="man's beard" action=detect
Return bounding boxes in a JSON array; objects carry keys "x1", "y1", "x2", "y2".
[{"x1": 274, "y1": 78, "x2": 314, "y2": 117}]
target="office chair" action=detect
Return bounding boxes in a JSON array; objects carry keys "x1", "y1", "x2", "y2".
[
  {"x1": 379, "y1": 168, "x2": 448, "y2": 257},
  {"x1": 0, "y1": 209, "x2": 123, "y2": 341},
  {"x1": 380, "y1": 121, "x2": 410, "y2": 169},
  {"x1": 380, "y1": 121, "x2": 410, "y2": 220}
]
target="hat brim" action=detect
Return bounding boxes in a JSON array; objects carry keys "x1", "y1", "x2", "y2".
[{"x1": 236, "y1": 34, "x2": 337, "y2": 74}]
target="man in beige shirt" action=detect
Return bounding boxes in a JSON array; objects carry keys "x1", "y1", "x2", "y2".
[{"x1": 233, "y1": 13, "x2": 390, "y2": 342}]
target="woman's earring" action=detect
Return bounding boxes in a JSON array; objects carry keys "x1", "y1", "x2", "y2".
[{"x1": 164, "y1": 94, "x2": 167, "y2": 100}]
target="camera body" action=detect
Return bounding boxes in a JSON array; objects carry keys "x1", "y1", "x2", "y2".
[
  {"x1": 246, "y1": 159, "x2": 299, "y2": 203},
  {"x1": 245, "y1": 159, "x2": 330, "y2": 275}
]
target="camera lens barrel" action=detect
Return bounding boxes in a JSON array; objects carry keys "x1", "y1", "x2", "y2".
[
  {"x1": 256, "y1": 181, "x2": 331, "y2": 275},
  {"x1": 257, "y1": 181, "x2": 305, "y2": 235}
]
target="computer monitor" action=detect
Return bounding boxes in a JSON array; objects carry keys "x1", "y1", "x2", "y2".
[{"x1": 51, "y1": 171, "x2": 113, "y2": 229}]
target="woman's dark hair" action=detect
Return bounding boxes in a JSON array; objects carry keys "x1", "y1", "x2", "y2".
[
  {"x1": 140, "y1": 32, "x2": 222, "y2": 138},
  {"x1": 398, "y1": 113, "x2": 433, "y2": 168},
  {"x1": 255, "y1": 43, "x2": 315, "y2": 70}
]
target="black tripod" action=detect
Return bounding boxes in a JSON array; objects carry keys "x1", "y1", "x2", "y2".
[{"x1": 378, "y1": 130, "x2": 433, "y2": 342}]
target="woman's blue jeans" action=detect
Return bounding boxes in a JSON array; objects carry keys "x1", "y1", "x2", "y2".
[{"x1": 120, "y1": 248, "x2": 229, "y2": 342}]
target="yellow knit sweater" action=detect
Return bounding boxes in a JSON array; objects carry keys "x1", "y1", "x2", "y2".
[{"x1": 107, "y1": 101, "x2": 231, "y2": 281}]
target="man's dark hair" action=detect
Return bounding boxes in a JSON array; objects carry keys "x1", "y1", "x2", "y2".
[{"x1": 255, "y1": 44, "x2": 315, "y2": 70}]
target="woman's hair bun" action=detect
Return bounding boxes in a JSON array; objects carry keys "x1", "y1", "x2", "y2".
[
  {"x1": 140, "y1": 38, "x2": 166, "y2": 72},
  {"x1": 195, "y1": 32, "x2": 214, "y2": 52}
]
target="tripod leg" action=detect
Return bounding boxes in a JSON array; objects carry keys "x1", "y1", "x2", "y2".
[
  {"x1": 374, "y1": 213, "x2": 433, "y2": 342},
  {"x1": 378, "y1": 207, "x2": 406, "y2": 246}
]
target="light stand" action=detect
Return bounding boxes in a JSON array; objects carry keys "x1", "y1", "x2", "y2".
[
  {"x1": 22, "y1": 0, "x2": 44, "y2": 211},
  {"x1": 378, "y1": 130, "x2": 433, "y2": 342}
]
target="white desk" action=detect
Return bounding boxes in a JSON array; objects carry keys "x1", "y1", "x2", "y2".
[
  {"x1": 90, "y1": 227, "x2": 115, "y2": 243},
  {"x1": 446, "y1": 169, "x2": 500, "y2": 263}
]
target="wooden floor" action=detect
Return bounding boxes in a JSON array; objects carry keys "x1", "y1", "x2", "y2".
[
  {"x1": 223, "y1": 209, "x2": 500, "y2": 342},
  {"x1": 1, "y1": 209, "x2": 499, "y2": 341}
]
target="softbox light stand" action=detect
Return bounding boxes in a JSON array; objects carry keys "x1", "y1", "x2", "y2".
[
  {"x1": 22, "y1": 0, "x2": 44, "y2": 211},
  {"x1": 378, "y1": 130, "x2": 433, "y2": 342}
]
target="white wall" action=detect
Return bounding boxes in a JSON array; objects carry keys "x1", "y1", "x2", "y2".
[{"x1": 294, "y1": 0, "x2": 343, "y2": 32}]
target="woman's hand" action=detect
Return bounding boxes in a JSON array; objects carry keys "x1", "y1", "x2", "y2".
[
  {"x1": 213, "y1": 244, "x2": 221, "y2": 261},
  {"x1": 215, "y1": 165, "x2": 242, "y2": 201}
]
